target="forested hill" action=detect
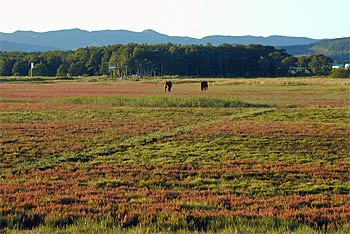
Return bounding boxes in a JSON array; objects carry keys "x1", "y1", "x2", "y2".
[
  {"x1": 0, "y1": 29, "x2": 318, "y2": 51},
  {"x1": 282, "y1": 37, "x2": 350, "y2": 62},
  {"x1": 0, "y1": 40, "x2": 59, "y2": 52}
]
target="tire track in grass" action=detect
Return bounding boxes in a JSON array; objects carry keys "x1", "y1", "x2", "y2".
[
  {"x1": 89, "y1": 108, "x2": 275, "y2": 159},
  {"x1": 9, "y1": 108, "x2": 274, "y2": 171}
]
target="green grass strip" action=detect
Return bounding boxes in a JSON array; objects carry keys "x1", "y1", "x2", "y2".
[
  {"x1": 86, "y1": 108, "x2": 274, "y2": 158},
  {"x1": 48, "y1": 96, "x2": 273, "y2": 108}
]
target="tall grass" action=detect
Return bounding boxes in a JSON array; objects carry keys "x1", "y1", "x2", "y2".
[
  {"x1": 0, "y1": 98, "x2": 32, "y2": 103},
  {"x1": 4, "y1": 216, "x2": 349, "y2": 234},
  {"x1": 49, "y1": 96, "x2": 272, "y2": 108}
]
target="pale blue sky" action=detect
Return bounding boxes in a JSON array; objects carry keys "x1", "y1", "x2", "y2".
[{"x1": 1, "y1": 0, "x2": 349, "y2": 39}]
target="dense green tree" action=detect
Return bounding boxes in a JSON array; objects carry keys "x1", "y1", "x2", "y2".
[
  {"x1": 46, "y1": 52, "x2": 63, "y2": 76},
  {"x1": 309, "y1": 54, "x2": 333, "y2": 76},
  {"x1": 0, "y1": 56, "x2": 14, "y2": 76},
  {"x1": 86, "y1": 48, "x2": 103, "y2": 75},
  {"x1": 69, "y1": 62, "x2": 86, "y2": 76},
  {"x1": 296, "y1": 56, "x2": 312, "y2": 76},
  {"x1": 99, "y1": 49, "x2": 112, "y2": 75},
  {"x1": 32, "y1": 62, "x2": 50, "y2": 76},
  {"x1": 281, "y1": 56, "x2": 298, "y2": 76},
  {"x1": 0, "y1": 44, "x2": 335, "y2": 78},
  {"x1": 115, "y1": 45, "x2": 134, "y2": 76},
  {"x1": 267, "y1": 51, "x2": 289, "y2": 77},
  {"x1": 12, "y1": 61, "x2": 29, "y2": 76},
  {"x1": 56, "y1": 63, "x2": 69, "y2": 76}
]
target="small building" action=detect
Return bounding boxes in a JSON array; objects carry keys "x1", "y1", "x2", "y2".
[
  {"x1": 289, "y1": 66, "x2": 309, "y2": 75},
  {"x1": 332, "y1": 64, "x2": 344, "y2": 69}
]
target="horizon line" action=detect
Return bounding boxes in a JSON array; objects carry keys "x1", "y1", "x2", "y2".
[{"x1": 0, "y1": 28, "x2": 335, "y2": 40}]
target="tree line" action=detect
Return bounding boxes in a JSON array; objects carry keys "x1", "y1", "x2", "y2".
[{"x1": 0, "y1": 43, "x2": 333, "y2": 77}]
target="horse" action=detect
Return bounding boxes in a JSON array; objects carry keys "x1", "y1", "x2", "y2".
[
  {"x1": 201, "y1": 81, "x2": 208, "y2": 91},
  {"x1": 165, "y1": 81, "x2": 172, "y2": 92}
]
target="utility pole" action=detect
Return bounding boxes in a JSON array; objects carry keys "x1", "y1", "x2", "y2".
[{"x1": 30, "y1": 63, "x2": 34, "y2": 77}]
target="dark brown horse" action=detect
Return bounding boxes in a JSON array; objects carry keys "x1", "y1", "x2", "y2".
[
  {"x1": 201, "y1": 81, "x2": 208, "y2": 91},
  {"x1": 165, "y1": 81, "x2": 172, "y2": 92}
]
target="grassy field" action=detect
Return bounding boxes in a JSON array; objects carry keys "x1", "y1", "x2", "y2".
[{"x1": 0, "y1": 77, "x2": 349, "y2": 233}]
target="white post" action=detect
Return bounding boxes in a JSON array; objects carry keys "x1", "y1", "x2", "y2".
[{"x1": 30, "y1": 63, "x2": 34, "y2": 77}]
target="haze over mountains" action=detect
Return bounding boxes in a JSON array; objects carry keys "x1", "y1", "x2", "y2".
[
  {"x1": 0, "y1": 29, "x2": 349, "y2": 61},
  {"x1": 0, "y1": 28, "x2": 318, "y2": 51}
]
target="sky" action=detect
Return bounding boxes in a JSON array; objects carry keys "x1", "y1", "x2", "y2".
[{"x1": 1, "y1": 0, "x2": 349, "y2": 39}]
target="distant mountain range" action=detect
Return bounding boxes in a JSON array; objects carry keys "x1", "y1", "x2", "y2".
[
  {"x1": 0, "y1": 40, "x2": 59, "y2": 52},
  {"x1": 0, "y1": 29, "x2": 349, "y2": 61},
  {"x1": 0, "y1": 28, "x2": 318, "y2": 51},
  {"x1": 282, "y1": 37, "x2": 350, "y2": 62}
]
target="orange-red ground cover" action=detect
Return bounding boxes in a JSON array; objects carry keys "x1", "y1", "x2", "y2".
[{"x1": 1, "y1": 79, "x2": 349, "y2": 231}]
